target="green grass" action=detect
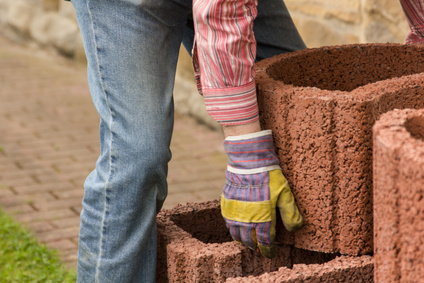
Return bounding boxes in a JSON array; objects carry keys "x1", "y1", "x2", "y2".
[{"x1": 0, "y1": 210, "x2": 77, "y2": 283}]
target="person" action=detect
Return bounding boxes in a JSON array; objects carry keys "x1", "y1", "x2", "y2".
[
  {"x1": 69, "y1": 0, "x2": 305, "y2": 281},
  {"x1": 400, "y1": 0, "x2": 424, "y2": 43}
]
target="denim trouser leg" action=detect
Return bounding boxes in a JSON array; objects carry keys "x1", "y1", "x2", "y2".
[
  {"x1": 73, "y1": 0, "x2": 303, "y2": 282},
  {"x1": 254, "y1": 0, "x2": 306, "y2": 59},
  {"x1": 72, "y1": 0, "x2": 191, "y2": 282}
]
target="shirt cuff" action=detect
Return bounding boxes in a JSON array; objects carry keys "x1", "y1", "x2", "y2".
[{"x1": 202, "y1": 80, "x2": 259, "y2": 125}]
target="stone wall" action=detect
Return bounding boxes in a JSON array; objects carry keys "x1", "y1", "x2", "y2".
[
  {"x1": 0, "y1": 0, "x2": 411, "y2": 129},
  {"x1": 0, "y1": 0, "x2": 83, "y2": 60},
  {"x1": 286, "y1": 0, "x2": 409, "y2": 47}
]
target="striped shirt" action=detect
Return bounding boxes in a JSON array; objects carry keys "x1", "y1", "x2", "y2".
[
  {"x1": 400, "y1": 0, "x2": 424, "y2": 44},
  {"x1": 192, "y1": 0, "x2": 260, "y2": 125}
]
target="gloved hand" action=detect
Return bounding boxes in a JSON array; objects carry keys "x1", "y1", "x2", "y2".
[{"x1": 220, "y1": 130, "x2": 303, "y2": 258}]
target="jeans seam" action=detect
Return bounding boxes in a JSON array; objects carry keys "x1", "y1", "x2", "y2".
[{"x1": 86, "y1": 1, "x2": 115, "y2": 281}]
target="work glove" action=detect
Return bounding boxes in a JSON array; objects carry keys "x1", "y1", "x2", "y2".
[{"x1": 220, "y1": 130, "x2": 303, "y2": 258}]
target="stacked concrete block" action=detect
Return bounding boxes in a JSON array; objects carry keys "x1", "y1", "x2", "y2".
[
  {"x1": 227, "y1": 255, "x2": 373, "y2": 283},
  {"x1": 373, "y1": 109, "x2": 424, "y2": 282},
  {"x1": 156, "y1": 200, "x2": 373, "y2": 283},
  {"x1": 255, "y1": 43, "x2": 424, "y2": 255}
]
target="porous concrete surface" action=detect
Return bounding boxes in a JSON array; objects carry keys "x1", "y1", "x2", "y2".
[
  {"x1": 227, "y1": 255, "x2": 374, "y2": 282},
  {"x1": 373, "y1": 108, "x2": 424, "y2": 282},
  {"x1": 256, "y1": 43, "x2": 424, "y2": 255},
  {"x1": 157, "y1": 200, "x2": 374, "y2": 283},
  {"x1": 0, "y1": 34, "x2": 227, "y2": 269}
]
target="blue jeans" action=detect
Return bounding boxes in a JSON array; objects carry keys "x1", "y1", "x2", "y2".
[{"x1": 72, "y1": 0, "x2": 305, "y2": 282}]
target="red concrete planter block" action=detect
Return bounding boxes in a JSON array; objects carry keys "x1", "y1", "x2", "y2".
[
  {"x1": 255, "y1": 43, "x2": 424, "y2": 255},
  {"x1": 373, "y1": 109, "x2": 424, "y2": 282},
  {"x1": 156, "y1": 200, "x2": 373, "y2": 282}
]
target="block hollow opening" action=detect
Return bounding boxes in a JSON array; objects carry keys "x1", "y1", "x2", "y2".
[
  {"x1": 266, "y1": 44, "x2": 424, "y2": 92},
  {"x1": 170, "y1": 207, "x2": 232, "y2": 244},
  {"x1": 170, "y1": 205, "x2": 340, "y2": 278},
  {"x1": 405, "y1": 116, "x2": 424, "y2": 141}
]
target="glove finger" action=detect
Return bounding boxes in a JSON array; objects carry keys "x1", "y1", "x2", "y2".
[
  {"x1": 255, "y1": 221, "x2": 276, "y2": 258},
  {"x1": 226, "y1": 220, "x2": 242, "y2": 243},
  {"x1": 269, "y1": 170, "x2": 303, "y2": 232},
  {"x1": 258, "y1": 244, "x2": 276, "y2": 259},
  {"x1": 239, "y1": 225, "x2": 257, "y2": 250},
  {"x1": 278, "y1": 194, "x2": 303, "y2": 232}
]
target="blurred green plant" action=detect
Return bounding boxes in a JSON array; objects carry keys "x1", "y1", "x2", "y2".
[{"x1": 0, "y1": 209, "x2": 76, "y2": 283}]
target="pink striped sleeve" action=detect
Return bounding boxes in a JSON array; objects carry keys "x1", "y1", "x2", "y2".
[
  {"x1": 400, "y1": 0, "x2": 424, "y2": 44},
  {"x1": 192, "y1": 0, "x2": 259, "y2": 125}
]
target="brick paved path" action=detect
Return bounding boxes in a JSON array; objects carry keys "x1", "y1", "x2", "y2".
[{"x1": 0, "y1": 35, "x2": 227, "y2": 269}]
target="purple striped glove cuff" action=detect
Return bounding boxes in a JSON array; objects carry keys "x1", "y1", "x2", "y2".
[{"x1": 223, "y1": 130, "x2": 281, "y2": 174}]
